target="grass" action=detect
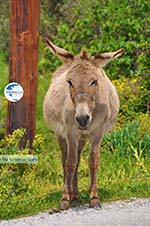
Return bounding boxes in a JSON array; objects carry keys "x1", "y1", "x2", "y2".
[
  {"x1": 0, "y1": 56, "x2": 150, "y2": 220},
  {"x1": 0, "y1": 143, "x2": 149, "y2": 219}
]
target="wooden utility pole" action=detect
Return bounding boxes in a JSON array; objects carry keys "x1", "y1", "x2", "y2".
[{"x1": 6, "y1": 0, "x2": 40, "y2": 148}]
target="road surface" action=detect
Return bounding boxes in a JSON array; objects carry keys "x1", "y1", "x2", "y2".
[{"x1": 1, "y1": 198, "x2": 150, "y2": 226}]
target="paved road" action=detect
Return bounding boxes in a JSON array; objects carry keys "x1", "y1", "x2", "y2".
[{"x1": 1, "y1": 198, "x2": 150, "y2": 226}]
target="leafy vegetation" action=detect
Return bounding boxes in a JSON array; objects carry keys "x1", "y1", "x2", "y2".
[
  {"x1": 0, "y1": 124, "x2": 150, "y2": 219},
  {"x1": 40, "y1": 0, "x2": 150, "y2": 77},
  {"x1": 0, "y1": 0, "x2": 150, "y2": 220}
]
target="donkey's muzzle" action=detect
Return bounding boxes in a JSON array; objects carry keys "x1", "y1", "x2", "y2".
[{"x1": 75, "y1": 115, "x2": 91, "y2": 130}]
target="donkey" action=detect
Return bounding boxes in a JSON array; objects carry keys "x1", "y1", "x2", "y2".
[{"x1": 43, "y1": 39, "x2": 124, "y2": 210}]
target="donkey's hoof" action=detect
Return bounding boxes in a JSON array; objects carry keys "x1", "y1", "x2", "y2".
[
  {"x1": 60, "y1": 200, "x2": 70, "y2": 210},
  {"x1": 89, "y1": 198, "x2": 101, "y2": 208}
]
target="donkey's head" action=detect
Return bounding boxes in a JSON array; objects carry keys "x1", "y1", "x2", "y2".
[{"x1": 45, "y1": 39, "x2": 124, "y2": 130}]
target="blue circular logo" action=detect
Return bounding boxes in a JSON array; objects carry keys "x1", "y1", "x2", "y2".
[{"x1": 4, "y1": 82, "x2": 24, "y2": 102}]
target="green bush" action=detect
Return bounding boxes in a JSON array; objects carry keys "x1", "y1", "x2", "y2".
[
  {"x1": 0, "y1": 128, "x2": 63, "y2": 219},
  {"x1": 0, "y1": 129, "x2": 43, "y2": 197},
  {"x1": 112, "y1": 77, "x2": 150, "y2": 126},
  {"x1": 1, "y1": 1, "x2": 150, "y2": 79},
  {"x1": 103, "y1": 115, "x2": 150, "y2": 158},
  {"x1": 0, "y1": 1, "x2": 9, "y2": 61},
  {"x1": 40, "y1": 0, "x2": 150, "y2": 78}
]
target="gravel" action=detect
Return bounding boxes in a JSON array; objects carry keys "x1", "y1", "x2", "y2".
[{"x1": 1, "y1": 198, "x2": 150, "y2": 226}]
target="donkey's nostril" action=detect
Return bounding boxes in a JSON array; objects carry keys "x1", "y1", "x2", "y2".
[{"x1": 76, "y1": 115, "x2": 90, "y2": 129}]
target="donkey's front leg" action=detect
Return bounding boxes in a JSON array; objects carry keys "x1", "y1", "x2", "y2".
[
  {"x1": 60, "y1": 134, "x2": 78, "y2": 210},
  {"x1": 72, "y1": 138, "x2": 86, "y2": 203},
  {"x1": 89, "y1": 136, "x2": 102, "y2": 208}
]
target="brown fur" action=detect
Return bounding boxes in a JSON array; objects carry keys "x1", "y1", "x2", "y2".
[{"x1": 43, "y1": 39, "x2": 124, "y2": 209}]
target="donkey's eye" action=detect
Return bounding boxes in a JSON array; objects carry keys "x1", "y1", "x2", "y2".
[
  {"x1": 90, "y1": 80, "x2": 98, "y2": 87},
  {"x1": 67, "y1": 80, "x2": 74, "y2": 88}
]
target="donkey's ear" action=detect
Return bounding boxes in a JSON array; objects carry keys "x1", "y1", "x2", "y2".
[
  {"x1": 44, "y1": 38, "x2": 74, "y2": 63},
  {"x1": 93, "y1": 48, "x2": 125, "y2": 67}
]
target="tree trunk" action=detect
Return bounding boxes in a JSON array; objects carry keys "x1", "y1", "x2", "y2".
[{"x1": 6, "y1": 0, "x2": 40, "y2": 148}]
